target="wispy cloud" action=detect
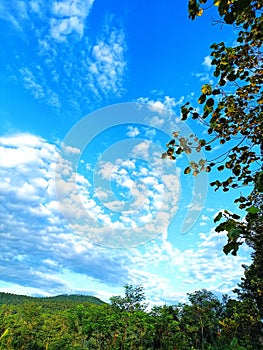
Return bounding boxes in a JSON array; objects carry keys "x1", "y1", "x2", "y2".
[
  {"x1": 19, "y1": 66, "x2": 61, "y2": 108},
  {"x1": 193, "y1": 55, "x2": 214, "y2": 85},
  {"x1": 193, "y1": 72, "x2": 213, "y2": 85},
  {"x1": 87, "y1": 20, "x2": 127, "y2": 98},
  {"x1": 0, "y1": 0, "x2": 30, "y2": 30},
  {"x1": 1, "y1": 1, "x2": 127, "y2": 114}
]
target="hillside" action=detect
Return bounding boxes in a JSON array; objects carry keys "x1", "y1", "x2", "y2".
[{"x1": 0, "y1": 292, "x2": 105, "y2": 306}]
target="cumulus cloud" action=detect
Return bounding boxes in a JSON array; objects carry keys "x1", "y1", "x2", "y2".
[
  {"x1": 137, "y1": 95, "x2": 179, "y2": 117},
  {"x1": 50, "y1": 0, "x2": 94, "y2": 41},
  {"x1": 126, "y1": 126, "x2": 140, "y2": 137},
  {"x1": 135, "y1": 95, "x2": 186, "y2": 134},
  {"x1": 131, "y1": 141, "x2": 150, "y2": 158}
]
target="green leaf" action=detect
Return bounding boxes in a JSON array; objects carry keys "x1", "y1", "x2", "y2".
[
  {"x1": 230, "y1": 337, "x2": 238, "y2": 347},
  {"x1": 228, "y1": 227, "x2": 243, "y2": 240},
  {"x1": 214, "y1": 212, "x2": 223, "y2": 223},
  {"x1": 198, "y1": 94, "x2": 206, "y2": 104},
  {"x1": 224, "y1": 12, "x2": 235, "y2": 24},
  {"x1": 223, "y1": 241, "x2": 242, "y2": 256},
  {"x1": 246, "y1": 206, "x2": 260, "y2": 214},
  {"x1": 206, "y1": 97, "x2": 214, "y2": 107},
  {"x1": 223, "y1": 241, "x2": 236, "y2": 255},
  {"x1": 212, "y1": 89, "x2": 220, "y2": 95},
  {"x1": 0, "y1": 329, "x2": 9, "y2": 340}
]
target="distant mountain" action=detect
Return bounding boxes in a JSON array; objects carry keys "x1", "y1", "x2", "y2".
[{"x1": 0, "y1": 292, "x2": 105, "y2": 306}]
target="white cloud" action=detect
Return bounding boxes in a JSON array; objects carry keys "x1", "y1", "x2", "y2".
[
  {"x1": 50, "y1": 0, "x2": 94, "y2": 41},
  {"x1": 50, "y1": 17, "x2": 83, "y2": 41},
  {"x1": 2, "y1": 1, "x2": 126, "y2": 113},
  {"x1": 132, "y1": 141, "x2": 150, "y2": 158},
  {"x1": 88, "y1": 25, "x2": 127, "y2": 97},
  {"x1": 19, "y1": 67, "x2": 61, "y2": 108},
  {"x1": 201, "y1": 214, "x2": 209, "y2": 221},
  {"x1": 200, "y1": 221, "x2": 207, "y2": 226},
  {"x1": 144, "y1": 128, "x2": 156, "y2": 139},
  {"x1": 0, "y1": 132, "x2": 251, "y2": 305},
  {"x1": 194, "y1": 72, "x2": 213, "y2": 84},
  {"x1": 137, "y1": 95, "x2": 182, "y2": 117},
  {"x1": 62, "y1": 144, "x2": 81, "y2": 154},
  {"x1": 148, "y1": 100, "x2": 168, "y2": 115},
  {"x1": 186, "y1": 202, "x2": 204, "y2": 212},
  {"x1": 19, "y1": 67, "x2": 45, "y2": 99},
  {"x1": 0, "y1": 138, "x2": 130, "y2": 294},
  {"x1": 0, "y1": 0, "x2": 30, "y2": 30},
  {"x1": 97, "y1": 161, "x2": 115, "y2": 180},
  {"x1": 202, "y1": 55, "x2": 212, "y2": 70},
  {"x1": 150, "y1": 115, "x2": 165, "y2": 128},
  {"x1": 126, "y1": 228, "x2": 251, "y2": 303},
  {"x1": 126, "y1": 126, "x2": 140, "y2": 137},
  {"x1": 135, "y1": 95, "x2": 185, "y2": 132}
]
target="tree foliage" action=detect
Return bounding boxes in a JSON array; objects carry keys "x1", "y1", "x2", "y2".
[
  {"x1": 0, "y1": 288, "x2": 262, "y2": 349},
  {"x1": 165, "y1": 0, "x2": 262, "y2": 254},
  {"x1": 110, "y1": 284, "x2": 148, "y2": 312}
]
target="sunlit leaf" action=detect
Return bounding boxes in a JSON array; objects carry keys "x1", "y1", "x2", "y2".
[
  {"x1": 201, "y1": 84, "x2": 212, "y2": 95},
  {"x1": 197, "y1": 8, "x2": 203, "y2": 16},
  {"x1": 184, "y1": 166, "x2": 191, "y2": 174},
  {"x1": 0, "y1": 329, "x2": 9, "y2": 340},
  {"x1": 246, "y1": 206, "x2": 260, "y2": 214}
]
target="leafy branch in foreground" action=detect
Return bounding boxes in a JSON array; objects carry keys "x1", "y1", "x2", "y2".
[{"x1": 164, "y1": 0, "x2": 262, "y2": 256}]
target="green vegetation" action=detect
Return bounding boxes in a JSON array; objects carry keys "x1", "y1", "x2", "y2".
[
  {"x1": 0, "y1": 286, "x2": 262, "y2": 349},
  {"x1": 0, "y1": 293, "x2": 105, "y2": 306}
]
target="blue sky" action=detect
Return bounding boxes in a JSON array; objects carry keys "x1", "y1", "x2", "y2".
[{"x1": 0, "y1": 0, "x2": 251, "y2": 305}]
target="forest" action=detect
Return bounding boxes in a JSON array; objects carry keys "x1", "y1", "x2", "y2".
[{"x1": 0, "y1": 285, "x2": 262, "y2": 349}]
